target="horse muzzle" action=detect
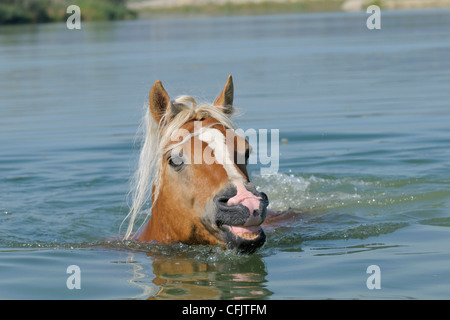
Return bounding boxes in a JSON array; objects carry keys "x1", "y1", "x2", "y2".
[{"x1": 212, "y1": 183, "x2": 269, "y2": 254}]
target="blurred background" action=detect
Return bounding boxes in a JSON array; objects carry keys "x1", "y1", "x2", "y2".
[{"x1": 1, "y1": 0, "x2": 450, "y2": 25}]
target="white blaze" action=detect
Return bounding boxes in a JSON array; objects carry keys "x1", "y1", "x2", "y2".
[
  {"x1": 198, "y1": 128, "x2": 243, "y2": 182},
  {"x1": 198, "y1": 127, "x2": 262, "y2": 217}
]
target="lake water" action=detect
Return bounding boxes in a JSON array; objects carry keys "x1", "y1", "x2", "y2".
[{"x1": 1, "y1": 9, "x2": 450, "y2": 300}]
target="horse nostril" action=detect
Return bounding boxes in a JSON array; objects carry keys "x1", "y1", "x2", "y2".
[
  {"x1": 217, "y1": 196, "x2": 236, "y2": 209},
  {"x1": 218, "y1": 197, "x2": 229, "y2": 206},
  {"x1": 215, "y1": 189, "x2": 268, "y2": 209},
  {"x1": 215, "y1": 188, "x2": 237, "y2": 207}
]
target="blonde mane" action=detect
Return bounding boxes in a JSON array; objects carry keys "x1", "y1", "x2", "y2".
[{"x1": 121, "y1": 96, "x2": 236, "y2": 240}]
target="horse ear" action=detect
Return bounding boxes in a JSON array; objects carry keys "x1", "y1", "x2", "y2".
[
  {"x1": 213, "y1": 74, "x2": 234, "y2": 115},
  {"x1": 149, "y1": 80, "x2": 170, "y2": 123}
]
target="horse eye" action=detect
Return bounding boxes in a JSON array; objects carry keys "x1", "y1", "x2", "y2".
[{"x1": 168, "y1": 155, "x2": 185, "y2": 170}]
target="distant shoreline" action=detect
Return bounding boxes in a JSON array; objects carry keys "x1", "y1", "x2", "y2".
[
  {"x1": 130, "y1": 1, "x2": 343, "y2": 18},
  {"x1": 128, "y1": 0, "x2": 450, "y2": 15},
  {"x1": 1, "y1": 0, "x2": 449, "y2": 25},
  {"x1": 0, "y1": 0, "x2": 136, "y2": 25}
]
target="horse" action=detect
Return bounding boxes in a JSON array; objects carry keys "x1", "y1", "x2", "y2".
[{"x1": 122, "y1": 75, "x2": 269, "y2": 254}]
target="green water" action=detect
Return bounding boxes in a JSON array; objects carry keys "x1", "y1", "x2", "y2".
[{"x1": 1, "y1": 10, "x2": 450, "y2": 299}]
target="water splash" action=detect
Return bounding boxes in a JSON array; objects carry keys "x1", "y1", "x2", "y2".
[
  {"x1": 250, "y1": 172, "x2": 446, "y2": 248},
  {"x1": 252, "y1": 172, "x2": 367, "y2": 212}
]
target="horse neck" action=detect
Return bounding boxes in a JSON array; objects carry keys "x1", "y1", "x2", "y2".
[{"x1": 137, "y1": 187, "x2": 175, "y2": 242}]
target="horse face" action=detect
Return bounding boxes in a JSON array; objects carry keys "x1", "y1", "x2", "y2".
[
  {"x1": 141, "y1": 75, "x2": 269, "y2": 254},
  {"x1": 165, "y1": 120, "x2": 269, "y2": 253}
]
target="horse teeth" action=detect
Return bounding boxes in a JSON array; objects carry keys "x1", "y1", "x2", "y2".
[{"x1": 234, "y1": 230, "x2": 258, "y2": 239}]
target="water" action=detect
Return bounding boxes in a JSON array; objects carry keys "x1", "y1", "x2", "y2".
[{"x1": 1, "y1": 10, "x2": 450, "y2": 299}]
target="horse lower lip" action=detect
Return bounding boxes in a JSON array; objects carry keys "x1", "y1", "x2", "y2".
[{"x1": 222, "y1": 224, "x2": 266, "y2": 254}]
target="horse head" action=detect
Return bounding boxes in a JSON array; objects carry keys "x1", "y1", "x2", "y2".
[{"x1": 124, "y1": 75, "x2": 269, "y2": 254}]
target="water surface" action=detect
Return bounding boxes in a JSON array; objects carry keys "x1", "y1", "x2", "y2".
[{"x1": 1, "y1": 10, "x2": 450, "y2": 299}]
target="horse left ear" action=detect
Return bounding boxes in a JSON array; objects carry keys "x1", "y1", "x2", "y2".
[
  {"x1": 149, "y1": 80, "x2": 170, "y2": 124},
  {"x1": 213, "y1": 74, "x2": 234, "y2": 115}
]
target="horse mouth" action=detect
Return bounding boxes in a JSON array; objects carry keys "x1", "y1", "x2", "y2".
[
  {"x1": 228, "y1": 225, "x2": 261, "y2": 240},
  {"x1": 201, "y1": 184, "x2": 268, "y2": 254},
  {"x1": 221, "y1": 224, "x2": 266, "y2": 254}
]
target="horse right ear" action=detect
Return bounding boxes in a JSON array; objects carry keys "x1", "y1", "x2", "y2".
[
  {"x1": 149, "y1": 80, "x2": 170, "y2": 124},
  {"x1": 213, "y1": 74, "x2": 234, "y2": 115}
]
